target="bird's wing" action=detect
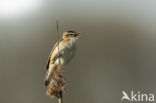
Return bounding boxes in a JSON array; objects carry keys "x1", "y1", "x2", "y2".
[{"x1": 46, "y1": 39, "x2": 63, "y2": 70}]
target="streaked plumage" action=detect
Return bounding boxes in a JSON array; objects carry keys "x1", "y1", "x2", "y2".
[{"x1": 44, "y1": 31, "x2": 79, "y2": 86}]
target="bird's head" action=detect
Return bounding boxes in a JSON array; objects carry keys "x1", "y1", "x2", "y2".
[{"x1": 62, "y1": 31, "x2": 79, "y2": 41}]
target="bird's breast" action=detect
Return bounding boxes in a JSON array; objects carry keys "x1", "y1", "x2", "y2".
[
  {"x1": 61, "y1": 47, "x2": 76, "y2": 65},
  {"x1": 54, "y1": 45, "x2": 77, "y2": 65}
]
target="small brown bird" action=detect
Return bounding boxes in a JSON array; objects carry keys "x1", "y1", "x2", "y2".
[{"x1": 44, "y1": 31, "x2": 79, "y2": 86}]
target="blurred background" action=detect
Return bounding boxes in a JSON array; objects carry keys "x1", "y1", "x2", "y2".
[{"x1": 0, "y1": 0, "x2": 156, "y2": 103}]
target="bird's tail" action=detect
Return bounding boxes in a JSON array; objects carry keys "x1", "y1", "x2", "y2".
[{"x1": 44, "y1": 64, "x2": 57, "y2": 86}]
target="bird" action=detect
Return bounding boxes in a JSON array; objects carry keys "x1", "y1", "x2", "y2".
[{"x1": 44, "y1": 30, "x2": 79, "y2": 86}]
